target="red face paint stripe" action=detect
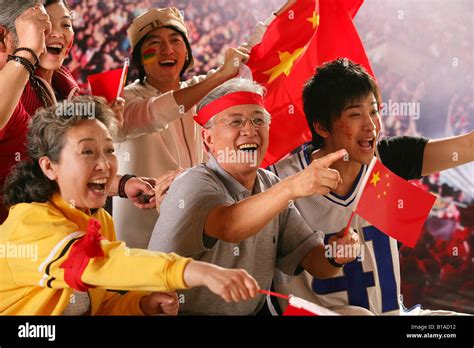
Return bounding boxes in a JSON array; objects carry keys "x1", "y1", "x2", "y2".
[{"x1": 142, "y1": 48, "x2": 157, "y2": 58}]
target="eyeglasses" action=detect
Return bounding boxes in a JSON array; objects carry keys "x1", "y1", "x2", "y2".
[{"x1": 212, "y1": 114, "x2": 271, "y2": 129}]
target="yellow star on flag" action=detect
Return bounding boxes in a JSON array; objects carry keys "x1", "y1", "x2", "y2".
[
  {"x1": 370, "y1": 171, "x2": 381, "y2": 187},
  {"x1": 307, "y1": 11, "x2": 320, "y2": 29},
  {"x1": 263, "y1": 47, "x2": 305, "y2": 84}
]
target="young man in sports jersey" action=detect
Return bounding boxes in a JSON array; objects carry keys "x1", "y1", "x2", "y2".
[{"x1": 270, "y1": 58, "x2": 473, "y2": 315}]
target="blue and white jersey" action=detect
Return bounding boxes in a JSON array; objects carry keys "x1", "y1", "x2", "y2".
[{"x1": 269, "y1": 145, "x2": 402, "y2": 315}]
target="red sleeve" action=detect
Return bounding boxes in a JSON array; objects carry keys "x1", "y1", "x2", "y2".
[
  {"x1": 0, "y1": 102, "x2": 30, "y2": 141},
  {"x1": 0, "y1": 102, "x2": 30, "y2": 195}
]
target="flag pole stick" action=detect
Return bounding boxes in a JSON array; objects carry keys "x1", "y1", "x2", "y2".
[
  {"x1": 116, "y1": 58, "x2": 129, "y2": 100},
  {"x1": 343, "y1": 210, "x2": 356, "y2": 237},
  {"x1": 258, "y1": 289, "x2": 289, "y2": 300},
  {"x1": 343, "y1": 156, "x2": 377, "y2": 236}
]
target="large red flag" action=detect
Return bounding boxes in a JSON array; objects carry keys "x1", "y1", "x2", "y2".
[
  {"x1": 87, "y1": 60, "x2": 129, "y2": 103},
  {"x1": 353, "y1": 158, "x2": 437, "y2": 248},
  {"x1": 247, "y1": 0, "x2": 373, "y2": 167}
]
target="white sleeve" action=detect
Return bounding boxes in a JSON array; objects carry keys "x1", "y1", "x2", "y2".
[
  {"x1": 183, "y1": 69, "x2": 217, "y2": 87},
  {"x1": 117, "y1": 68, "x2": 219, "y2": 142},
  {"x1": 117, "y1": 89, "x2": 182, "y2": 141}
]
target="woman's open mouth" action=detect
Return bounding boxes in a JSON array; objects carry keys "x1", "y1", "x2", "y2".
[
  {"x1": 87, "y1": 178, "x2": 108, "y2": 195},
  {"x1": 46, "y1": 44, "x2": 63, "y2": 56}
]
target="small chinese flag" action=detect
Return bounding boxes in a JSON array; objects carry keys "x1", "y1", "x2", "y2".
[
  {"x1": 354, "y1": 158, "x2": 436, "y2": 248},
  {"x1": 88, "y1": 60, "x2": 129, "y2": 103},
  {"x1": 283, "y1": 304, "x2": 317, "y2": 316},
  {"x1": 283, "y1": 304, "x2": 317, "y2": 317}
]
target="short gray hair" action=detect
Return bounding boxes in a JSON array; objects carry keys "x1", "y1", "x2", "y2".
[
  {"x1": 197, "y1": 78, "x2": 266, "y2": 128},
  {"x1": 0, "y1": 0, "x2": 40, "y2": 43}
]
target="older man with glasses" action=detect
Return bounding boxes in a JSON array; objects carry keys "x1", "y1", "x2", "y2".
[{"x1": 148, "y1": 78, "x2": 361, "y2": 315}]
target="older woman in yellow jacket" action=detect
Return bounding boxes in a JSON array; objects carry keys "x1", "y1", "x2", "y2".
[{"x1": 0, "y1": 96, "x2": 259, "y2": 315}]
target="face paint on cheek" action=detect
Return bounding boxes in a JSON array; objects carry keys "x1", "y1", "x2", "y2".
[
  {"x1": 142, "y1": 48, "x2": 157, "y2": 65},
  {"x1": 337, "y1": 120, "x2": 353, "y2": 140}
]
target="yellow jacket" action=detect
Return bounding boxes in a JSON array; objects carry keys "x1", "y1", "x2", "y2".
[{"x1": 0, "y1": 193, "x2": 191, "y2": 315}]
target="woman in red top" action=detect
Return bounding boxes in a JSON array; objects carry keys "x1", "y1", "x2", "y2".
[
  {"x1": 0, "y1": 1, "x2": 51, "y2": 222},
  {"x1": 0, "y1": 0, "x2": 151, "y2": 223}
]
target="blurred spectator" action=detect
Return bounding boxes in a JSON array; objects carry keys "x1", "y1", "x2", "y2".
[{"x1": 65, "y1": 0, "x2": 280, "y2": 90}]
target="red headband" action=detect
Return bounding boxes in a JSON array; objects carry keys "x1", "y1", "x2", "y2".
[{"x1": 194, "y1": 91, "x2": 265, "y2": 126}]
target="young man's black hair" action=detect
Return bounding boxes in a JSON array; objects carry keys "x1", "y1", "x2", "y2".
[{"x1": 303, "y1": 58, "x2": 381, "y2": 148}]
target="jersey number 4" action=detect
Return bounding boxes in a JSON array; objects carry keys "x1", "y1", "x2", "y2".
[{"x1": 312, "y1": 226, "x2": 399, "y2": 313}]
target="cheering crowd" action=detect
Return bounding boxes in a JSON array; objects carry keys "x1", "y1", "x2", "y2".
[
  {"x1": 64, "y1": 0, "x2": 281, "y2": 90},
  {"x1": 0, "y1": 0, "x2": 473, "y2": 316}
]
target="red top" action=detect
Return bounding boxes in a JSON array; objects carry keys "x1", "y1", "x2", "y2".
[{"x1": 0, "y1": 66, "x2": 79, "y2": 223}]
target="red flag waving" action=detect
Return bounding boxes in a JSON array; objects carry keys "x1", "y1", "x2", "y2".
[
  {"x1": 88, "y1": 60, "x2": 129, "y2": 103},
  {"x1": 247, "y1": 0, "x2": 373, "y2": 167},
  {"x1": 354, "y1": 158, "x2": 437, "y2": 248}
]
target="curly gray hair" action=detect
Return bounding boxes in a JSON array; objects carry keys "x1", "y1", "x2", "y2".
[{"x1": 3, "y1": 96, "x2": 117, "y2": 207}]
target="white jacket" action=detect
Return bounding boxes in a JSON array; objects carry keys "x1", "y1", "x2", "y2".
[
  {"x1": 113, "y1": 16, "x2": 273, "y2": 248},
  {"x1": 113, "y1": 75, "x2": 209, "y2": 248}
]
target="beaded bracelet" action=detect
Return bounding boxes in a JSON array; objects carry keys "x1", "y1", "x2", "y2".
[
  {"x1": 118, "y1": 174, "x2": 136, "y2": 198},
  {"x1": 7, "y1": 54, "x2": 35, "y2": 77},
  {"x1": 326, "y1": 255, "x2": 344, "y2": 268},
  {"x1": 13, "y1": 47, "x2": 39, "y2": 67}
]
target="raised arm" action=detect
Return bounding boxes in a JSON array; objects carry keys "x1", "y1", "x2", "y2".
[
  {"x1": 119, "y1": 48, "x2": 248, "y2": 141},
  {"x1": 172, "y1": 48, "x2": 249, "y2": 111},
  {"x1": 0, "y1": 5, "x2": 50, "y2": 129},
  {"x1": 421, "y1": 131, "x2": 474, "y2": 176}
]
